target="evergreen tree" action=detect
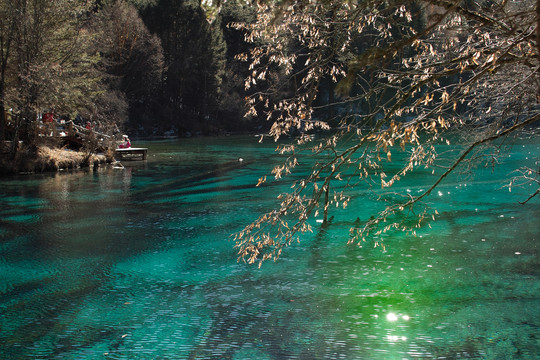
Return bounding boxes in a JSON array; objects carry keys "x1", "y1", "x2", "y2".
[
  {"x1": 216, "y1": 1, "x2": 259, "y2": 131},
  {"x1": 94, "y1": 0, "x2": 165, "y2": 135},
  {"x1": 141, "y1": 0, "x2": 227, "y2": 135}
]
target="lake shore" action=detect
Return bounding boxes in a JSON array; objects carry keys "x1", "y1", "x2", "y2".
[
  {"x1": 0, "y1": 144, "x2": 112, "y2": 175},
  {"x1": 0, "y1": 131, "x2": 261, "y2": 176}
]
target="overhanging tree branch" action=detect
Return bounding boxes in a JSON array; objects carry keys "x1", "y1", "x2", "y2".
[
  {"x1": 234, "y1": 0, "x2": 540, "y2": 265},
  {"x1": 355, "y1": 112, "x2": 540, "y2": 242}
]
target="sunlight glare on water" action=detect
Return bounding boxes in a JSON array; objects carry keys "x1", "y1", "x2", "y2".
[{"x1": 0, "y1": 136, "x2": 538, "y2": 359}]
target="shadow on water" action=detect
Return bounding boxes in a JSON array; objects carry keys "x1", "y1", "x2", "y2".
[
  {"x1": 0, "y1": 137, "x2": 539, "y2": 359},
  {"x1": 139, "y1": 158, "x2": 254, "y2": 188},
  {"x1": 1, "y1": 270, "x2": 109, "y2": 359}
]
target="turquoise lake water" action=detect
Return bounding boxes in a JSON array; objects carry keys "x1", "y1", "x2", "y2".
[{"x1": 0, "y1": 135, "x2": 538, "y2": 359}]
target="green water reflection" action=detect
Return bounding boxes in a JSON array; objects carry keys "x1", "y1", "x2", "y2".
[{"x1": 0, "y1": 136, "x2": 538, "y2": 359}]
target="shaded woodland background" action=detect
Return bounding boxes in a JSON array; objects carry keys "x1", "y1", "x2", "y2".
[
  {"x1": 0, "y1": 0, "x2": 445, "y2": 141},
  {"x1": 0, "y1": 0, "x2": 266, "y2": 143},
  {"x1": 1, "y1": 0, "x2": 537, "y2": 145}
]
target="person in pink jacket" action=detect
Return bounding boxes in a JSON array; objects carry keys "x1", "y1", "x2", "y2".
[{"x1": 118, "y1": 135, "x2": 131, "y2": 149}]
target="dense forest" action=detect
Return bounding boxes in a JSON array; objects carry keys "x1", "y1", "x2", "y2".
[
  {"x1": 0, "y1": 0, "x2": 471, "y2": 148},
  {"x1": 0, "y1": 0, "x2": 269, "y2": 151}
]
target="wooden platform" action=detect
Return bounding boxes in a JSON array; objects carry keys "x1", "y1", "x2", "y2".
[{"x1": 115, "y1": 147, "x2": 148, "y2": 160}]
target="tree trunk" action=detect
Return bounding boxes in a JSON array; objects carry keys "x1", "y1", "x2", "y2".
[
  {"x1": 323, "y1": 184, "x2": 329, "y2": 224},
  {"x1": 537, "y1": 0, "x2": 540, "y2": 65},
  {"x1": 537, "y1": 0, "x2": 540, "y2": 101},
  {"x1": 0, "y1": 91, "x2": 5, "y2": 141}
]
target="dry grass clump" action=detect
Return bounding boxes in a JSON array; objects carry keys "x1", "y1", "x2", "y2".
[
  {"x1": 0, "y1": 145, "x2": 110, "y2": 175},
  {"x1": 37, "y1": 146, "x2": 92, "y2": 172}
]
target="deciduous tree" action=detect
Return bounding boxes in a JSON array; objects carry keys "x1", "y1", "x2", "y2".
[
  {"x1": 0, "y1": 0, "x2": 17, "y2": 142},
  {"x1": 233, "y1": 0, "x2": 540, "y2": 266},
  {"x1": 2, "y1": 0, "x2": 100, "y2": 153}
]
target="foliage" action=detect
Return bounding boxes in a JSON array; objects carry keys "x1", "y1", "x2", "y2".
[
  {"x1": 0, "y1": 0, "x2": 17, "y2": 141},
  {"x1": 0, "y1": 0, "x2": 267, "y2": 148},
  {"x1": 2, "y1": 0, "x2": 100, "y2": 145},
  {"x1": 233, "y1": 0, "x2": 540, "y2": 266},
  {"x1": 217, "y1": 1, "x2": 262, "y2": 130},
  {"x1": 94, "y1": 0, "x2": 165, "y2": 132},
  {"x1": 141, "y1": 0, "x2": 228, "y2": 134}
]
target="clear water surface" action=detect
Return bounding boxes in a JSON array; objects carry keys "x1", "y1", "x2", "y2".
[{"x1": 0, "y1": 135, "x2": 538, "y2": 359}]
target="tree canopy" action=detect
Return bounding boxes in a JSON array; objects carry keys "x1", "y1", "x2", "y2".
[
  {"x1": 0, "y1": 0, "x2": 100, "y2": 149},
  {"x1": 232, "y1": 0, "x2": 540, "y2": 266},
  {"x1": 0, "y1": 0, "x2": 261, "y2": 150},
  {"x1": 93, "y1": 0, "x2": 164, "y2": 132}
]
